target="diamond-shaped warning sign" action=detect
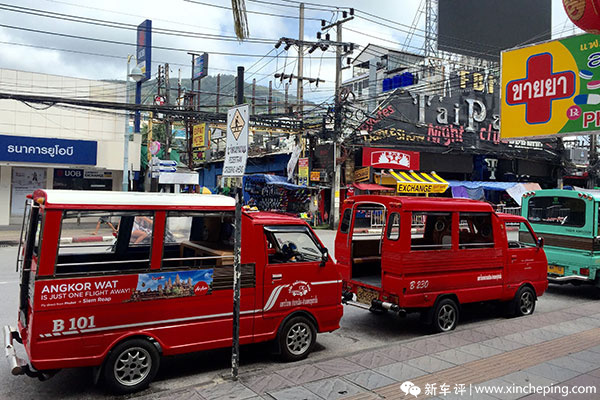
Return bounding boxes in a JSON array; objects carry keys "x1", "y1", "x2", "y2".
[{"x1": 230, "y1": 109, "x2": 245, "y2": 141}]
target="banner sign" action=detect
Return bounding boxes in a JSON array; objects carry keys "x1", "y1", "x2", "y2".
[
  {"x1": 223, "y1": 104, "x2": 249, "y2": 177},
  {"x1": 0, "y1": 134, "x2": 97, "y2": 165},
  {"x1": 362, "y1": 148, "x2": 420, "y2": 170},
  {"x1": 310, "y1": 171, "x2": 321, "y2": 181},
  {"x1": 192, "y1": 53, "x2": 209, "y2": 80},
  {"x1": 136, "y1": 19, "x2": 152, "y2": 82},
  {"x1": 353, "y1": 71, "x2": 559, "y2": 162},
  {"x1": 298, "y1": 157, "x2": 309, "y2": 186},
  {"x1": 193, "y1": 123, "x2": 208, "y2": 148},
  {"x1": 501, "y1": 33, "x2": 600, "y2": 139}
]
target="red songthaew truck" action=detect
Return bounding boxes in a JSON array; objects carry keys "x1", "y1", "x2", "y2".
[
  {"x1": 335, "y1": 195, "x2": 548, "y2": 332},
  {"x1": 4, "y1": 190, "x2": 341, "y2": 393}
]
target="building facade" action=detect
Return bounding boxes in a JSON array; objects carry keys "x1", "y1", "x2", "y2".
[{"x1": 0, "y1": 68, "x2": 140, "y2": 225}]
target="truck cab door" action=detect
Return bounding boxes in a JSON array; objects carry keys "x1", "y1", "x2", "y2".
[
  {"x1": 504, "y1": 220, "x2": 546, "y2": 288},
  {"x1": 260, "y1": 225, "x2": 338, "y2": 333}
]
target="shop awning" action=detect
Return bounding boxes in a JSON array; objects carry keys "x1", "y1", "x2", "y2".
[
  {"x1": 352, "y1": 183, "x2": 395, "y2": 191},
  {"x1": 389, "y1": 170, "x2": 449, "y2": 194}
]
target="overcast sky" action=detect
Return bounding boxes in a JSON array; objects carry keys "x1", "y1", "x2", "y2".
[{"x1": 0, "y1": 0, "x2": 582, "y2": 104}]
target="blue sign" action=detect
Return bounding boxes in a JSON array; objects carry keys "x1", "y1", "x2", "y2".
[
  {"x1": 192, "y1": 53, "x2": 209, "y2": 80},
  {"x1": 0, "y1": 134, "x2": 97, "y2": 165},
  {"x1": 136, "y1": 19, "x2": 152, "y2": 82}
]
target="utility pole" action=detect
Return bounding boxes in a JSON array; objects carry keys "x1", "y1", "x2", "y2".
[
  {"x1": 322, "y1": 11, "x2": 354, "y2": 229},
  {"x1": 285, "y1": 83, "x2": 289, "y2": 112},
  {"x1": 268, "y1": 81, "x2": 273, "y2": 114},
  {"x1": 216, "y1": 74, "x2": 221, "y2": 113},
  {"x1": 164, "y1": 64, "x2": 171, "y2": 174},
  {"x1": 297, "y1": 3, "x2": 304, "y2": 115},
  {"x1": 231, "y1": 66, "x2": 245, "y2": 381},
  {"x1": 251, "y1": 78, "x2": 256, "y2": 114}
]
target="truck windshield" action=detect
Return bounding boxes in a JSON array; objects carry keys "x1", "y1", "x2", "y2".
[{"x1": 527, "y1": 196, "x2": 586, "y2": 227}]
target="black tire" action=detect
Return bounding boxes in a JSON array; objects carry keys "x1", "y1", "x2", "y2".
[
  {"x1": 102, "y1": 338, "x2": 160, "y2": 394},
  {"x1": 511, "y1": 286, "x2": 536, "y2": 317},
  {"x1": 278, "y1": 316, "x2": 316, "y2": 362},
  {"x1": 430, "y1": 298, "x2": 459, "y2": 333}
]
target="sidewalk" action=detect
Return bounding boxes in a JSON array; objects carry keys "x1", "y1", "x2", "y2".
[{"x1": 136, "y1": 300, "x2": 600, "y2": 400}]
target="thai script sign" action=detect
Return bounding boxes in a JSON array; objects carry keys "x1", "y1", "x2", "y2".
[
  {"x1": 0, "y1": 134, "x2": 97, "y2": 165},
  {"x1": 501, "y1": 33, "x2": 600, "y2": 138}
]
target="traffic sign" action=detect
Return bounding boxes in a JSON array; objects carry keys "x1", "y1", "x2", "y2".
[
  {"x1": 159, "y1": 167, "x2": 177, "y2": 173},
  {"x1": 223, "y1": 104, "x2": 249, "y2": 177},
  {"x1": 154, "y1": 95, "x2": 165, "y2": 105}
]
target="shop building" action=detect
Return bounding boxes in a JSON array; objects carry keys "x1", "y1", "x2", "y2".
[{"x1": 0, "y1": 69, "x2": 140, "y2": 224}]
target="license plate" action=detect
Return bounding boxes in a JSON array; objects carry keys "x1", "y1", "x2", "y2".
[
  {"x1": 356, "y1": 286, "x2": 379, "y2": 306},
  {"x1": 548, "y1": 265, "x2": 564, "y2": 275}
]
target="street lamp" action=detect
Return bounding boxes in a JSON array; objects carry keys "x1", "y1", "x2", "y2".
[{"x1": 122, "y1": 58, "x2": 146, "y2": 192}]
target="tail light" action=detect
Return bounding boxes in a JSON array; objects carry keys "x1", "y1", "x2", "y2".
[{"x1": 580, "y1": 268, "x2": 589, "y2": 276}]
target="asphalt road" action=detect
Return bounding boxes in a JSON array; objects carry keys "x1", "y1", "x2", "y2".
[{"x1": 0, "y1": 232, "x2": 598, "y2": 399}]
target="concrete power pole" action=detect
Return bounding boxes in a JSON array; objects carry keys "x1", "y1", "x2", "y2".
[{"x1": 297, "y1": 3, "x2": 304, "y2": 115}]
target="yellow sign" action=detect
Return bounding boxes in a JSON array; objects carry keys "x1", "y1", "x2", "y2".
[
  {"x1": 354, "y1": 167, "x2": 370, "y2": 183},
  {"x1": 500, "y1": 34, "x2": 597, "y2": 139},
  {"x1": 310, "y1": 171, "x2": 320, "y2": 181},
  {"x1": 192, "y1": 123, "x2": 208, "y2": 148},
  {"x1": 389, "y1": 170, "x2": 448, "y2": 194}
]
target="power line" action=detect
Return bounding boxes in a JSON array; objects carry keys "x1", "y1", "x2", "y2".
[{"x1": 184, "y1": 0, "x2": 323, "y2": 21}]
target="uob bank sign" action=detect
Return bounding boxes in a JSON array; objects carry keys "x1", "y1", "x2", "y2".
[{"x1": 0, "y1": 134, "x2": 98, "y2": 165}]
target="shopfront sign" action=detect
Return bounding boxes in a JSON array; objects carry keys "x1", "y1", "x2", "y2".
[
  {"x1": 310, "y1": 171, "x2": 321, "y2": 181},
  {"x1": 362, "y1": 148, "x2": 420, "y2": 170},
  {"x1": 298, "y1": 157, "x2": 309, "y2": 186},
  {"x1": 136, "y1": 19, "x2": 152, "y2": 81},
  {"x1": 354, "y1": 166, "x2": 370, "y2": 182},
  {"x1": 0, "y1": 134, "x2": 97, "y2": 165},
  {"x1": 501, "y1": 33, "x2": 600, "y2": 139}
]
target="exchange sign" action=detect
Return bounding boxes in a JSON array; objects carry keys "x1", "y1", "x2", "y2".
[{"x1": 501, "y1": 33, "x2": 600, "y2": 139}]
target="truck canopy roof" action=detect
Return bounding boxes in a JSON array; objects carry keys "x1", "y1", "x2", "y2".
[
  {"x1": 343, "y1": 195, "x2": 494, "y2": 212},
  {"x1": 33, "y1": 189, "x2": 236, "y2": 209},
  {"x1": 532, "y1": 188, "x2": 600, "y2": 201},
  {"x1": 244, "y1": 211, "x2": 308, "y2": 225}
]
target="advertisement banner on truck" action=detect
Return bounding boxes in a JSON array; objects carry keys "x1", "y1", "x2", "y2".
[{"x1": 501, "y1": 33, "x2": 600, "y2": 139}]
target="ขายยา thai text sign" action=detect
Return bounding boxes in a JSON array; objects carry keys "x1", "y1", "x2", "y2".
[{"x1": 501, "y1": 33, "x2": 600, "y2": 139}]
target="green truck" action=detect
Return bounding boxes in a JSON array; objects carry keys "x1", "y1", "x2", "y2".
[{"x1": 521, "y1": 189, "x2": 600, "y2": 291}]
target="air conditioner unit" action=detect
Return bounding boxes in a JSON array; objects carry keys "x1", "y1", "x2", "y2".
[{"x1": 568, "y1": 148, "x2": 589, "y2": 165}]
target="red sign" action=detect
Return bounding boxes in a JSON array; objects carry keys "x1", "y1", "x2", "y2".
[
  {"x1": 505, "y1": 53, "x2": 575, "y2": 124},
  {"x1": 362, "y1": 148, "x2": 420, "y2": 170},
  {"x1": 194, "y1": 281, "x2": 209, "y2": 295}
]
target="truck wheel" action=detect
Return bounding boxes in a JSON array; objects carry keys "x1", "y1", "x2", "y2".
[
  {"x1": 278, "y1": 316, "x2": 316, "y2": 362},
  {"x1": 102, "y1": 338, "x2": 160, "y2": 394},
  {"x1": 512, "y1": 286, "x2": 536, "y2": 317},
  {"x1": 431, "y1": 298, "x2": 459, "y2": 333}
]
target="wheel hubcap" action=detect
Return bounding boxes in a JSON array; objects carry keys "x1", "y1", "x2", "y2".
[
  {"x1": 114, "y1": 347, "x2": 151, "y2": 386},
  {"x1": 520, "y1": 292, "x2": 534, "y2": 315},
  {"x1": 437, "y1": 304, "x2": 456, "y2": 331},
  {"x1": 286, "y1": 322, "x2": 312, "y2": 355}
]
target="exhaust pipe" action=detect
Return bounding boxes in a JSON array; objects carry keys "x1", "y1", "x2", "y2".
[
  {"x1": 372, "y1": 299, "x2": 405, "y2": 315},
  {"x1": 3, "y1": 325, "x2": 28, "y2": 375}
]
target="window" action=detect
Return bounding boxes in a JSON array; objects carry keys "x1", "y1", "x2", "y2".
[
  {"x1": 458, "y1": 213, "x2": 494, "y2": 249},
  {"x1": 353, "y1": 204, "x2": 386, "y2": 235},
  {"x1": 527, "y1": 196, "x2": 586, "y2": 227},
  {"x1": 162, "y1": 211, "x2": 235, "y2": 269},
  {"x1": 513, "y1": 222, "x2": 538, "y2": 248},
  {"x1": 55, "y1": 210, "x2": 154, "y2": 275},
  {"x1": 340, "y1": 209, "x2": 351, "y2": 234},
  {"x1": 387, "y1": 213, "x2": 400, "y2": 240},
  {"x1": 265, "y1": 226, "x2": 322, "y2": 264},
  {"x1": 411, "y1": 212, "x2": 452, "y2": 251}
]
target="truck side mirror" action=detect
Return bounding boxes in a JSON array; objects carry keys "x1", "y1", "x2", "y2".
[
  {"x1": 537, "y1": 236, "x2": 544, "y2": 248},
  {"x1": 320, "y1": 248, "x2": 329, "y2": 267}
]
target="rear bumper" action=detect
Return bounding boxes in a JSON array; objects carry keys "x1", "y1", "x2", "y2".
[
  {"x1": 548, "y1": 274, "x2": 594, "y2": 284},
  {"x1": 3, "y1": 325, "x2": 28, "y2": 375}
]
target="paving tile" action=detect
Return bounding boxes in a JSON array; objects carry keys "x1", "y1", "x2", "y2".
[
  {"x1": 431, "y1": 348, "x2": 481, "y2": 364},
  {"x1": 569, "y1": 350, "x2": 600, "y2": 367},
  {"x1": 588, "y1": 368, "x2": 600, "y2": 378},
  {"x1": 346, "y1": 350, "x2": 396, "y2": 369},
  {"x1": 500, "y1": 370, "x2": 557, "y2": 387},
  {"x1": 502, "y1": 329, "x2": 562, "y2": 346},
  {"x1": 268, "y1": 385, "x2": 321, "y2": 400},
  {"x1": 315, "y1": 358, "x2": 364, "y2": 376},
  {"x1": 241, "y1": 373, "x2": 294, "y2": 394},
  {"x1": 446, "y1": 329, "x2": 496, "y2": 343},
  {"x1": 544, "y1": 321, "x2": 595, "y2": 336},
  {"x1": 523, "y1": 362, "x2": 581, "y2": 383},
  {"x1": 276, "y1": 364, "x2": 332, "y2": 385},
  {"x1": 140, "y1": 389, "x2": 205, "y2": 400},
  {"x1": 304, "y1": 377, "x2": 364, "y2": 400},
  {"x1": 475, "y1": 324, "x2": 518, "y2": 337},
  {"x1": 557, "y1": 374, "x2": 600, "y2": 400},
  {"x1": 405, "y1": 355, "x2": 455, "y2": 373},
  {"x1": 548, "y1": 355, "x2": 598, "y2": 374},
  {"x1": 382, "y1": 345, "x2": 424, "y2": 362},
  {"x1": 344, "y1": 370, "x2": 396, "y2": 390},
  {"x1": 430, "y1": 332, "x2": 473, "y2": 347},
  {"x1": 441, "y1": 390, "x2": 498, "y2": 400},
  {"x1": 404, "y1": 338, "x2": 450, "y2": 354},
  {"x1": 473, "y1": 378, "x2": 521, "y2": 400},
  {"x1": 197, "y1": 381, "x2": 257, "y2": 400},
  {"x1": 587, "y1": 344, "x2": 600, "y2": 354},
  {"x1": 574, "y1": 317, "x2": 600, "y2": 327},
  {"x1": 374, "y1": 361, "x2": 428, "y2": 382},
  {"x1": 479, "y1": 337, "x2": 526, "y2": 352},
  {"x1": 456, "y1": 342, "x2": 503, "y2": 358}
]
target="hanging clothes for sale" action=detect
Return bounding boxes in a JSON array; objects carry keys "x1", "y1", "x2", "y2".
[{"x1": 242, "y1": 174, "x2": 311, "y2": 213}]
